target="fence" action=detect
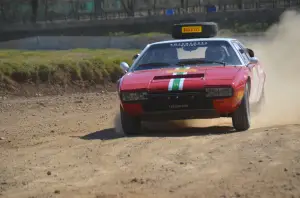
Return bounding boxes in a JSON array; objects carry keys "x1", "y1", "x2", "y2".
[{"x1": 1, "y1": 0, "x2": 300, "y2": 25}]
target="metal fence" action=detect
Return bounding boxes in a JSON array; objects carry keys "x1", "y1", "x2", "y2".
[{"x1": 0, "y1": 0, "x2": 300, "y2": 24}]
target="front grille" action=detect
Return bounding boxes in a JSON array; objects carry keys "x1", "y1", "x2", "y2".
[{"x1": 142, "y1": 91, "x2": 214, "y2": 112}]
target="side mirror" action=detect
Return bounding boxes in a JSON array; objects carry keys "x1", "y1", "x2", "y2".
[
  {"x1": 247, "y1": 48, "x2": 254, "y2": 58},
  {"x1": 132, "y1": 53, "x2": 140, "y2": 60},
  {"x1": 120, "y1": 62, "x2": 130, "y2": 73},
  {"x1": 249, "y1": 57, "x2": 258, "y2": 64}
]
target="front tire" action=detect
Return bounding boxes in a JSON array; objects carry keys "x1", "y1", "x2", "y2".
[
  {"x1": 232, "y1": 83, "x2": 251, "y2": 131},
  {"x1": 120, "y1": 105, "x2": 141, "y2": 136}
]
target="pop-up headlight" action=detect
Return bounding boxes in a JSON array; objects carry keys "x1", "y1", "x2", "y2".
[
  {"x1": 121, "y1": 92, "x2": 148, "y2": 101},
  {"x1": 205, "y1": 87, "x2": 233, "y2": 98}
]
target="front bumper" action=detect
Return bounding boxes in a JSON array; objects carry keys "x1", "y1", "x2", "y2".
[
  {"x1": 121, "y1": 89, "x2": 244, "y2": 120},
  {"x1": 141, "y1": 109, "x2": 220, "y2": 121}
]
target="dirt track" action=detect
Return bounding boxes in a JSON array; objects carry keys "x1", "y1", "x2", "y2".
[
  {"x1": 1, "y1": 10, "x2": 300, "y2": 198},
  {"x1": 0, "y1": 92, "x2": 300, "y2": 198}
]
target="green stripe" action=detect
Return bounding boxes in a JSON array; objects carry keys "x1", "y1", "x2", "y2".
[{"x1": 172, "y1": 78, "x2": 181, "y2": 91}]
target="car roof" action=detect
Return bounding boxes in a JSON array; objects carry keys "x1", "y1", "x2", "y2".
[{"x1": 149, "y1": 37, "x2": 238, "y2": 46}]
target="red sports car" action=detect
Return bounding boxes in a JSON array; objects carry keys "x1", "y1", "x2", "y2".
[{"x1": 117, "y1": 22, "x2": 266, "y2": 135}]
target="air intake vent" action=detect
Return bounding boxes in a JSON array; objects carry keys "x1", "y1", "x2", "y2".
[{"x1": 153, "y1": 73, "x2": 204, "y2": 80}]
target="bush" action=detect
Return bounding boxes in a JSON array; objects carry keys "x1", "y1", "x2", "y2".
[{"x1": 0, "y1": 49, "x2": 139, "y2": 86}]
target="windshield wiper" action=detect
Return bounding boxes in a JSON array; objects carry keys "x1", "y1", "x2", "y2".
[
  {"x1": 138, "y1": 62, "x2": 171, "y2": 67},
  {"x1": 177, "y1": 59, "x2": 226, "y2": 66}
]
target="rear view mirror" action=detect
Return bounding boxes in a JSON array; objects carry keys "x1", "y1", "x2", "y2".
[
  {"x1": 183, "y1": 46, "x2": 198, "y2": 52},
  {"x1": 247, "y1": 48, "x2": 254, "y2": 57},
  {"x1": 120, "y1": 62, "x2": 130, "y2": 73},
  {"x1": 249, "y1": 57, "x2": 258, "y2": 64}
]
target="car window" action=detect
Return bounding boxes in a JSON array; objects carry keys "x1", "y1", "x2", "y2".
[{"x1": 131, "y1": 40, "x2": 242, "y2": 71}]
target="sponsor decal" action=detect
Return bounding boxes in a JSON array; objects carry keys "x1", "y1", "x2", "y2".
[
  {"x1": 168, "y1": 67, "x2": 191, "y2": 91},
  {"x1": 169, "y1": 104, "x2": 189, "y2": 109},
  {"x1": 170, "y1": 41, "x2": 208, "y2": 47},
  {"x1": 181, "y1": 26, "x2": 202, "y2": 33}
]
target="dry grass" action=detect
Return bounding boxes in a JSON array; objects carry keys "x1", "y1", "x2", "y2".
[{"x1": 0, "y1": 49, "x2": 139, "y2": 86}]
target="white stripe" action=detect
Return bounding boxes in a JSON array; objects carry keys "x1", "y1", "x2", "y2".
[
  {"x1": 173, "y1": 72, "x2": 187, "y2": 75},
  {"x1": 175, "y1": 67, "x2": 190, "y2": 70},
  {"x1": 179, "y1": 78, "x2": 185, "y2": 90},
  {"x1": 168, "y1": 79, "x2": 174, "y2": 91}
]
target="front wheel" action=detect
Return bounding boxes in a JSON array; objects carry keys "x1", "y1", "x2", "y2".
[
  {"x1": 120, "y1": 105, "x2": 141, "y2": 136},
  {"x1": 232, "y1": 83, "x2": 251, "y2": 131}
]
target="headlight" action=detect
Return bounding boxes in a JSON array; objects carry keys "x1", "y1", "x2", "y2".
[
  {"x1": 121, "y1": 92, "x2": 148, "y2": 101},
  {"x1": 205, "y1": 87, "x2": 233, "y2": 97}
]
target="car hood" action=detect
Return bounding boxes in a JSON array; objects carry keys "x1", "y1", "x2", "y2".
[{"x1": 120, "y1": 66, "x2": 242, "y2": 92}]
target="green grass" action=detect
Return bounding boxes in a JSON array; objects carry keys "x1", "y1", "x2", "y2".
[
  {"x1": 108, "y1": 31, "x2": 170, "y2": 37},
  {"x1": 0, "y1": 49, "x2": 139, "y2": 86}
]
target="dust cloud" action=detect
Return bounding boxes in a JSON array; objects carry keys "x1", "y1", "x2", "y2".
[
  {"x1": 114, "y1": 10, "x2": 300, "y2": 134},
  {"x1": 250, "y1": 10, "x2": 300, "y2": 128}
]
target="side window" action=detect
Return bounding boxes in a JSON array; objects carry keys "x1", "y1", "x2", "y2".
[{"x1": 232, "y1": 41, "x2": 249, "y2": 64}]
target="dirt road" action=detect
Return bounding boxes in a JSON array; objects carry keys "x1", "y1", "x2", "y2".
[
  {"x1": 1, "y1": 10, "x2": 300, "y2": 198},
  {"x1": 0, "y1": 92, "x2": 300, "y2": 198}
]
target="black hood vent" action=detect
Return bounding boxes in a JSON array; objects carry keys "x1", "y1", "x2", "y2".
[{"x1": 153, "y1": 73, "x2": 204, "y2": 80}]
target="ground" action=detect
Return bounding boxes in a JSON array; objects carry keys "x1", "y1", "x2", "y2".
[{"x1": 1, "y1": 92, "x2": 300, "y2": 198}]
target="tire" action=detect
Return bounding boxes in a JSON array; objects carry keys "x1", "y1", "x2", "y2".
[
  {"x1": 120, "y1": 105, "x2": 141, "y2": 136},
  {"x1": 172, "y1": 22, "x2": 218, "y2": 39},
  {"x1": 232, "y1": 83, "x2": 251, "y2": 131}
]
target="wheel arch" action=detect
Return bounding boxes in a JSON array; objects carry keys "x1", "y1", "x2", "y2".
[{"x1": 247, "y1": 76, "x2": 251, "y2": 94}]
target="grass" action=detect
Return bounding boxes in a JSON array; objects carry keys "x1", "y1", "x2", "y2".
[
  {"x1": 108, "y1": 31, "x2": 170, "y2": 37},
  {"x1": 0, "y1": 49, "x2": 139, "y2": 87}
]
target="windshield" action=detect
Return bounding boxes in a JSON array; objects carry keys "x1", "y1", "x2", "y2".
[{"x1": 131, "y1": 40, "x2": 242, "y2": 71}]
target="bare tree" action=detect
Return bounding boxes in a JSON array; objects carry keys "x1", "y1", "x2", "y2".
[
  {"x1": 120, "y1": 0, "x2": 136, "y2": 16},
  {"x1": 94, "y1": 0, "x2": 105, "y2": 17},
  {"x1": 143, "y1": 0, "x2": 157, "y2": 15},
  {"x1": 180, "y1": 0, "x2": 189, "y2": 12},
  {"x1": 0, "y1": 0, "x2": 7, "y2": 22},
  {"x1": 31, "y1": 0, "x2": 38, "y2": 23}
]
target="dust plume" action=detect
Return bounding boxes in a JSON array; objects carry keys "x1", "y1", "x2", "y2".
[{"x1": 250, "y1": 10, "x2": 300, "y2": 128}]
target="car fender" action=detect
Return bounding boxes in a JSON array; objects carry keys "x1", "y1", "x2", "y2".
[{"x1": 232, "y1": 68, "x2": 249, "y2": 90}]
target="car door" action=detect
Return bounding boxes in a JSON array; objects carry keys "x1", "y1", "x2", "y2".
[
  {"x1": 237, "y1": 41, "x2": 266, "y2": 103},
  {"x1": 231, "y1": 41, "x2": 260, "y2": 103}
]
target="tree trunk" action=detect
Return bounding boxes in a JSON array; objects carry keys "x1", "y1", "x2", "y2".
[
  {"x1": 0, "y1": 1, "x2": 7, "y2": 22},
  {"x1": 31, "y1": 0, "x2": 38, "y2": 23},
  {"x1": 120, "y1": 0, "x2": 135, "y2": 17},
  {"x1": 44, "y1": 0, "x2": 48, "y2": 21}
]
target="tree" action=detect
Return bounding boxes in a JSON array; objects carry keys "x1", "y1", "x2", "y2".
[
  {"x1": 94, "y1": 0, "x2": 105, "y2": 17},
  {"x1": 31, "y1": 0, "x2": 38, "y2": 23},
  {"x1": 180, "y1": 0, "x2": 189, "y2": 12},
  {"x1": 0, "y1": 0, "x2": 7, "y2": 22},
  {"x1": 144, "y1": 0, "x2": 157, "y2": 9},
  {"x1": 120, "y1": 0, "x2": 136, "y2": 16},
  {"x1": 143, "y1": 0, "x2": 157, "y2": 15}
]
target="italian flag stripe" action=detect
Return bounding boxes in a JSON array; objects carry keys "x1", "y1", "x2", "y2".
[
  {"x1": 168, "y1": 78, "x2": 185, "y2": 91},
  {"x1": 168, "y1": 67, "x2": 191, "y2": 91}
]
